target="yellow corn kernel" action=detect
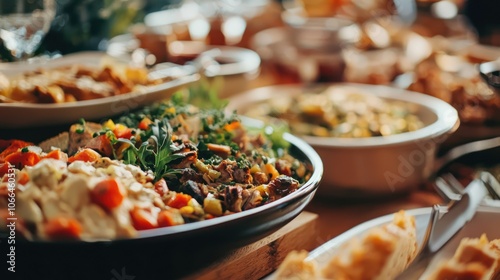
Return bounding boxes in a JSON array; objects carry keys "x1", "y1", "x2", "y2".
[
  {"x1": 179, "y1": 206, "x2": 194, "y2": 215},
  {"x1": 114, "y1": 123, "x2": 128, "y2": 132},
  {"x1": 103, "y1": 119, "x2": 115, "y2": 130},
  {"x1": 264, "y1": 163, "x2": 279, "y2": 180},
  {"x1": 203, "y1": 198, "x2": 223, "y2": 216},
  {"x1": 188, "y1": 199, "x2": 204, "y2": 216},
  {"x1": 165, "y1": 107, "x2": 176, "y2": 114},
  {"x1": 250, "y1": 164, "x2": 261, "y2": 174}
]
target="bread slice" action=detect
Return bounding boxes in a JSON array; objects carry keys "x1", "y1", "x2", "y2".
[
  {"x1": 321, "y1": 210, "x2": 417, "y2": 280},
  {"x1": 428, "y1": 234, "x2": 500, "y2": 280},
  {"x1": 490, "y1": 239, "x2": 500, "y2": 280},
  {"x1": 274, "y1": 250, "x2": 319, "y2": 280}
]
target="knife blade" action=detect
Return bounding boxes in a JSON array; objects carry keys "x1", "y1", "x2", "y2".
[{"x1": 395, "y1": 178, "x2": 488, "y2": 280}]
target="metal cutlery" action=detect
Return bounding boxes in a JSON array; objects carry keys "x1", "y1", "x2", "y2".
[
  {"x1": 433, "y1": 136, "x2": 500, "y2": 176},
  {"x1": 479, "y1": 171, "x2": 500, "y2": 200},
  {"x1": 395, "y1": 178, "x2": 488, "y2": 280}
]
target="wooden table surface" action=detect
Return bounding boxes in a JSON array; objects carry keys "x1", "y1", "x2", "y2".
[{"x1": 305, "y1": 188, "x2": 443, "y2": 246}]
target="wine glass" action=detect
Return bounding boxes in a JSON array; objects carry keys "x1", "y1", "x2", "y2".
[{"x1": 0, "y1": 0, "x2": 56, "y2": 61}]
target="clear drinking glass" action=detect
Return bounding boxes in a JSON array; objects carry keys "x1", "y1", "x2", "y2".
[{"x1": 0, "y1": 0, "x2": 56, "y2": 60}]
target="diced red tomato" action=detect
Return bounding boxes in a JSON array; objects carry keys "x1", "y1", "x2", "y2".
[
  {"x1": 44, "y1": 217, "x2": 82, "y2": 240},
  {"x1": 113, "y1": 124, "x2": 133, "y2": 139},
  {"x1": 130, "y1": 208, "x2": 157, "y2": 230},
  {"x1": 43, "y1": 149, "x2": 68, "y2": 162},
  {"x1": 68, "y1": 148, "x2": 101, "y2": 163},
  {"x1": 138, "y1": 117, "x2": 153, "y2": 130},
  {"x1": 91, "y1": 178, "x2": 126, "y2": 210},
  {"x1": 167, "y1": 193, "x2": 192, "y2": 209},
  {"x1": 4, "y1": 151, "x2": 41, "y2": 169}
]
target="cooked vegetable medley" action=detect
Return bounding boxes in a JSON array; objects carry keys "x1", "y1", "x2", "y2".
[
  {"x1": 244, "y1": 87, "x2": 425, "y2": 138},
  {"x1": 0, "y1": 98, "x2": 312, "y2": 240}
]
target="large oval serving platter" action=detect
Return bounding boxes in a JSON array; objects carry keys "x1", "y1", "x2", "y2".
[{"x1": 2, "y1": 132, "x2": 323, "y2": 280}]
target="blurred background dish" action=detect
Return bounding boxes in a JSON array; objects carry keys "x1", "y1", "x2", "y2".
[
  {"x1": 251, "y1": 15, "x2": 433, "y2": 85},
  {"x1": 107, "y1": 39, "x2": 261, "y2": 98},
  {"x1": 227, "y1": 83, "x2": 459, "y2": 198},
  {"x1": 0, "y1": 51, "x2": 199, "y2": 128}
]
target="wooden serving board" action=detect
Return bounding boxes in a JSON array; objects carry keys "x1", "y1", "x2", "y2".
[{"x1": 184, "y1": 211, "x2": 319, "y2": 280}]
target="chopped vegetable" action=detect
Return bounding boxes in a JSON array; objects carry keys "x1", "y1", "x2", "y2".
[
  {"x1": 91, "y1": 178, "x2": 126, "y2": 210},
  {"x1": 44, "y1": 217, "x2": 82, "y2": 240},
  {"x1": 68, "y1": 148, "x2": 101, "y2": 163},
  {"x1": 0, "y1": 140, "x2": 33, "y2": 161},
  {"x1": 113, "y1": 124, "x2": 133, "y2": 140},
  {"x1": 43, "y1": 149, "x2": 68, "y2": 162},
  {"x1": 157, "y1": 210, "x2": 184, "y2": 227},
  {"x1": 4, "y1": 150, "x2": 41, "y2": 169},
  {"x1": 130, "y1": 208, "x2": 157, "y2": 230},
  {"x1": 167, "y1": 193, "x2": 192, "y2": 209},
  {"x1": 138, "y1": 117, "x2": 153, "y2": 130},
  {"x1": 203, "y1": 197, "x2": 223, "y2": 216}
]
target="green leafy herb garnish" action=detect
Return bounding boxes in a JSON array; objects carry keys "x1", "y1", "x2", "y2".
[{"x1": 118, "y1": 119, "x2": 184, "y2": 181}]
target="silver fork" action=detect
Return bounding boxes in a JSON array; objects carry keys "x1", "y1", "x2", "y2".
[
  {"x1": 435, "y1": 172, "x2": 500, "y2": 203},
  {"x1": 434, "y1": 173, "x2": 464, "y2": 203},
  {"x1": 479, "y1": 171, "x2": 500, "y2": 200},
  {"x1": 396, "y1": 178, "x2": 488, "y2": 279}
]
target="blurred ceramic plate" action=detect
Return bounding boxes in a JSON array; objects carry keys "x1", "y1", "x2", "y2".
[
  {"x1": 267, "y1": 205, "x2": 500, "y2": 279},
  {"x1": 0, "y1": 52, "x2": 199, "y2": 128},
  {"x1": 227, "y1": 83, "x2": 459, "y2": 198}
]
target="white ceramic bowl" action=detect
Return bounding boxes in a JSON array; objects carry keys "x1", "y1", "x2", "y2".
[{"x1": 226, "y1": 83, "x2": 460, "y2": 198}]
